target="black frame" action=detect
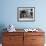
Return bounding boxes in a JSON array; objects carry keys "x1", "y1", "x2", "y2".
[{"x1": 17, "y1": 7, "x2": 35, "y2": 22}]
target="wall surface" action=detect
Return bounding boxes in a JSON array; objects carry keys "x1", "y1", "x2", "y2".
[
  {"x1": 0, "y1": 0, "x2": 46, "y2": 31},
  {"x1": 0, "y1": 0, "x2": 46, "y2": 44}
]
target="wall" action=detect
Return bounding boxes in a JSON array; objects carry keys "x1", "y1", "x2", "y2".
[
  {"x1": 0, "y1": 0, "x2": 46, "y2": 30},
  {"x1": 0, "y1": 0, "x2": 46, "y2": 44}
]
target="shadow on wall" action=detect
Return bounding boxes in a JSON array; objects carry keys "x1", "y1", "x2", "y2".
[{"x1": 0, "y1": 24, "x2": 7, "y2": 43}]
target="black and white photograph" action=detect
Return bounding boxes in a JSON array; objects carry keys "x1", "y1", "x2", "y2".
[{"x1": 17, "y1": 7, "x2": 35, "y2": 22}]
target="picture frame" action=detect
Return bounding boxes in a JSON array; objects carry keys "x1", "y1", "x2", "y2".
[{"x1": 17, "y1": 7, "x2": 35, "y2": 22}]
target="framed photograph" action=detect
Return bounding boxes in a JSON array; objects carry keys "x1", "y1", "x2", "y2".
[{"x1": 17, "y1": 7, "x2": 35, "y2": 22}]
